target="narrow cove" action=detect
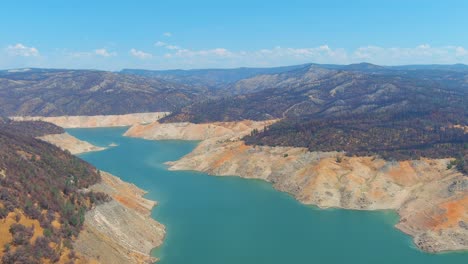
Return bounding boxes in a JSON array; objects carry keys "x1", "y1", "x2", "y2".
[{"x1": 68, "y1": 127, "x2": 467, "y2": 264}]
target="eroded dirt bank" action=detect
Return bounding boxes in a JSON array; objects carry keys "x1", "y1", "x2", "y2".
[
  {"x1": 40, "y1": 128, "x2": 165, "y2": 263},
  {"x1": 124, "y1": 119, "x2": 278, "y2": 140},
  {"x1": 11, "y1": 112, "x2": 169, "y2": 128},
  {"x1": 125, "y1": 120, "x2": 468, "y2": 253},
  {"x1": 74, "y1": 172, "x2": 165, "y2": 264},
  {"x1": 39, "y1": 133, "x2": 106, "y2": 154}
]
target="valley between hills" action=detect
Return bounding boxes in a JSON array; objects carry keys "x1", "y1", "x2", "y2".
[
  {"x1": 0, "y1": 63, "x2": 466, "y2": 263},
  {"x1": 22, "y1": 113, "x2": 467, "y2": 254}
]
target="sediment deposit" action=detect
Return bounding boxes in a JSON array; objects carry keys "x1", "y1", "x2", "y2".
[{"x1": 39, "y1": 133, "x2": 105, "y2": 154}]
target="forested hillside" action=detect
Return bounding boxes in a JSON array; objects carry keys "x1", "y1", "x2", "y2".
[
  {"x1": 244, "y1": 114, "x2": 467, "y2": 173},
  {"x1": 0, "y1": 119, "x2": 109, "y2": 263},
  {"x1": 158, "y1": 64, "x2": 467, "y2": 172}
]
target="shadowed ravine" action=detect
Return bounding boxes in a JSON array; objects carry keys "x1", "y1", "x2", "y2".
[{"x1": 68, "y1": 127, "x2": 467, "y2": 264}]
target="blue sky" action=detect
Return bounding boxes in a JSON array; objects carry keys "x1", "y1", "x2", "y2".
[{"x1": 1, "y1": 0, "x2": 468, "y2": 70}]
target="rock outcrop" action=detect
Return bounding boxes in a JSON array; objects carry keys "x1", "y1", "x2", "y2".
[
  {"x1": 11, "y1": 112, "x2": 169, "y2": 128},
  {"x1": 125, "y1": 120, "x2": 468, "y2": 253}
]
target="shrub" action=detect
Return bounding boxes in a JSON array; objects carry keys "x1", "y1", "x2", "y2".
[{"x1": 9, "y1": 223, "x2": 34, "y2": 246}]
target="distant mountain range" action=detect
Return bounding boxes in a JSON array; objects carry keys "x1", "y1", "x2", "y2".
[
  {"x1": 120, "y1": 64, "x2": 310, "y2": 89},
  {"x1": 1, "y1": 62, "x2": 466, "y2": 170},
  {"x1": 162, "y1": 63, "x2": 467, "y2": 122},
  {"x1": 2, "y1": 63, "x2": 466, "y2": 118},
  {"x1": 121, "y1": 62, "x2": 468, "y2": 90},
  {"x1": 146, "y1": 63, "x2": 465, "y2": 167},
  {"x1": 0, "y1": 69, "x2": 208, "y2": 116},
  {"x1": 125, "y1": 63, "x2": 468, "y2": 172}
]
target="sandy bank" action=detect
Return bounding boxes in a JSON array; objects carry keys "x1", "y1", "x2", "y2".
[
  {"x1": 11, "y1": 112, "x2": 169, "y2": 128},
  {"x1": 125, "y1": 120, "x2": 468, "y2": 253},
  {"x1": 39, "y1": 133, "x2": 106, "y2": 154}
]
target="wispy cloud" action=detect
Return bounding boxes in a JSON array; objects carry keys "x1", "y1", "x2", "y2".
[
  {"x1": 172, "y1": 47, "x2": 233, "y2": 58},
  {"x1": 155, "y1": 41, "x2": 178, "y2": 49},
  {"x1": 130, "y1": 48, "x2": 153, "y2": 59},
  {"x1": 4, "y1": 42, "x2": 468, "y2": 70},
  {"x1": 166, "y1": 45, "x2": 180, "y2": 50},
  {"x1": 157, "y1": 44, "x2": 346, "y2": 67},
  {"x1": 350, "y1": 44, "x2": 468, "y2": 64},
  {"x1": 94, "y1": 48, "x2": 116, "y2": 57},
  {"x1": 156, "y1": 43, "x2": 468, "y2": 67},
  {"x1": 66, "y1": 48, "x2": 116, "y2": 58},
  {"x1": 155, "y1": 41, "x2": 232, "y2": 57},
  {"x1": 455, "y1": 46, "x2": 468, "y2": 57},
  {"x1": 163, "y1": 32, "x2": 172, "y2": 37},
  {"x1": 155, "y1": 41, "x2": 167, "y2": 47},
  {"x1": 6, "y1": 43, "x2": 40, "y2": 57}
]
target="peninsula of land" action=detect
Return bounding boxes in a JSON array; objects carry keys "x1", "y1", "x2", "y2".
[
  {"x1": 125, "y1": 119, "x2": 468, "y2": 253},
  {"x1": 26, "y1": 113, "x2": 468, "y2": 254}
]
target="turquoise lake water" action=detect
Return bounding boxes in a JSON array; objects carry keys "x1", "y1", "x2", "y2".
[{"x1": 68, "y1": 127, "x2": 468, "y2": 264}]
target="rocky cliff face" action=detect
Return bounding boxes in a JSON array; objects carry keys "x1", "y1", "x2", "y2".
[
  {"x1": 11, "y1": 112, "x2": 169, "y2": 128},
  {"x1": 75, "y1": 172, "x2": 165, "y2": 264},
  {"x1": 125, "y1": 120, "x2": 467, "y2": 253}
]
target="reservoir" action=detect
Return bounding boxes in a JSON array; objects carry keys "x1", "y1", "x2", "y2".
[{"x1": 68, "y1": 127, "x2": 467, "y2": 264}]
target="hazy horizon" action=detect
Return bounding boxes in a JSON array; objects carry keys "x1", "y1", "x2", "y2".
[{"x1": 2, "y1": 61, "x2": 468, "y2": 73}]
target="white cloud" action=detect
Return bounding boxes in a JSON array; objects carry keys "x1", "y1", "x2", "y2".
[
  {"x1": 166, "y1": 45, "x2": 180, "y2": 50},
  {"x1": 172, "y1": 47, "x2": 235, "y2": 58},
  {"x1": 6, "y1": 43, "x2": 40, "y2": 57},
  {"x1": 4, "y1": 42, "x2": 468, "y2": 70},
  {"x1": 155, "y1": 41, "x2": 167, "y2": 47},
  {"x1": 94, "y1": 48, "x2": 116, "y2": 57},
  {"x1": 350, "y1": 45, "x2": 468, "y2": 64},
  {"x1": 163, "y1": 32, "x2": 172, "y2": 37},
  {"x1": 154, "y1": 43, "x2": 468, "y2": 68},
  {"x1": 66, "y1": 48, "x2": 116, "y2": 58},
  {"x1": 130, "y1": 48, "x2": 153, "y2": 59},
  {"x1": 455, "y1": 46, "x2": 468, "y2": 57},
  {"x1": 155, "y1": 41, "x2": 180, "y2": 50},
  {"x1": 163, "y1": 45, "x2": 345, "y2": 66}
]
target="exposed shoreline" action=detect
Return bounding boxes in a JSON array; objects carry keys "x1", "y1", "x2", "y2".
[
  {"x1": 125, "y1": 119, "x2": 468, "y2": 254},
  {"x1": 74, "y1": 171, "x2": 165, "y2": 264},
  {"x1": 24, "y1": 114, "x2": 467, "y2": 255},
  {"x1": 39, "y1": 133, "x2": 106, "y2": 155},
  {"x1": 34, "y1": 122, "x2": 166, "y2": 263},
  {"x1": 11, "y1": 112, "x2": 169, "y2": 128}
]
